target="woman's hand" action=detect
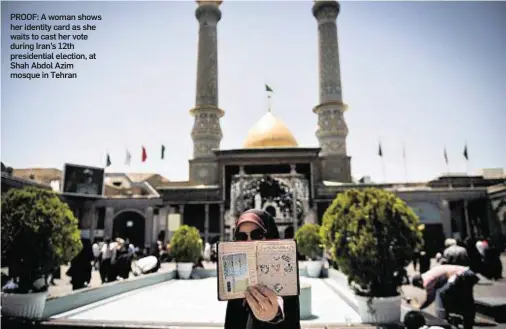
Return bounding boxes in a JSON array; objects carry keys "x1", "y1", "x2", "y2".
[{"x1": 245, "y1": 285, "x2": 279, "y2": 322}]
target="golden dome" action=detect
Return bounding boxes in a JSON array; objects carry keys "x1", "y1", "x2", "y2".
[
  {"x1": 243, "y1": 111, "x2": 298, "y2": 148},
  {"x1": 196, "y1": 0, "x2": 222, "y2": 5}
]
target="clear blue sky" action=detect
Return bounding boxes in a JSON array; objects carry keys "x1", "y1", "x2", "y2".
[{"x1": 2, "y1": 1, "x2": 505, "y2": 183}]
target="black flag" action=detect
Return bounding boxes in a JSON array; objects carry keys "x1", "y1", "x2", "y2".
[
  {"x1": 378, "y1": 143, "x2": 383, "y2": 157},
  {"x1": 161, "y1": 145, "x2": 166, "y2": 159},
  {"x1": 463, "y1": 144, "x2": 468, "y2": 161},
  {"x1": 106, "y1": 154, "x2": 112, "y2": 167}
]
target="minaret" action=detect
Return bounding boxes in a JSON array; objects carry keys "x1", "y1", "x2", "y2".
[
  {"x1": 189, "y1": 0, "x2": 224, "y2": 185},
  {"x1": 312, "y1": 0, "x2": 351, "y2": 182}
]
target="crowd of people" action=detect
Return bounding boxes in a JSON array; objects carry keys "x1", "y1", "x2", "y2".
[
  {"x1": 64, "y1": 237, "x2": 165, "y2": 290},
  {"x1": 406, "y1": 237, "x2": 504, "y2": 329},
  {"x1": 62, "y1": 234, "x2": 223, "y2": 290}
]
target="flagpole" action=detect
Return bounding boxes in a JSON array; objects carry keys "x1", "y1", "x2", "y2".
[
  {"x1": 265, "y1": 84, "x2": 273, "y2": 112},
  {"x1": 402, "y1": 143, "x2": 408, "y2": 182},
  {"x1": 444, "y1": 146, "x2": 452, "y2": 189},
  {"x1": 465, "y1": 142, "x2": 473, "y2": 188},
  {"x1": 381, "y1": 157, "x2": 386, "y2": 183},
  {"x1": 378, "y1": 141, "x2": 386, "y2": 183}
]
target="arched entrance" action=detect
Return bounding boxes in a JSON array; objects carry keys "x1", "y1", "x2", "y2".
[{"x1": 112, "y1": 210, "x2": 145, "y2": 248}]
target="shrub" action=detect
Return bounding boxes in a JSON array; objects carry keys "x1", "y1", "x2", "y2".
[
  {"x1": 171, "y1": 225, "x2": 202, "y2": 263},
  {"x1": 321, "y1": 188, "x2": 423, "y2": 298},
  {"x1": 1, "y1": 187, "x2": 82, "y2": 293},
  {"x1": 295, "y1": 223, "x2": 323, "y2": 260}
]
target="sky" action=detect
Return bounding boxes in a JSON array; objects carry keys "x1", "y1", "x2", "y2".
[{"x1": 2, "y1": 1, "x2": 505, "y2": 183}]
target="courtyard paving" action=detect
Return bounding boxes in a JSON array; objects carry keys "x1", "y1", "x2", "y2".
[
  {"x1": 47, "y1": 256, "x2": 506, "y2": 327},
  {"x1": 53, "y1": 277, "x2": 361, "y2": 325}
]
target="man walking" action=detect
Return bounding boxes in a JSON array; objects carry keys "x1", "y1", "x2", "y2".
[
  {"x1": 99, "y1": 238, "x2": 112, "y2": 283},
  {"x1": 410, "y1": 265, "x2": 479, "y2": 329}
]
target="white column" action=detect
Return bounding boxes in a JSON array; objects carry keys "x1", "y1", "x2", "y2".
[
  {"x1": 144, "y1": 207, "x2": 154, "y2": 248},
  {"x1": 463, "y1": 200, "x2": 471, "y2": 238},
  {"x1": 219, "y1": 203, "x2": 225, "y2": 241},
  {"x1": 440, "y1": 200, "x2": 452, "y2": 238},
  {"x1": 152, "y1": 208, "x2": 160, "y2": 245},
  {"x1": 290, "y1": 165, "x2": 298, "y2": 232},
  {"x1": 158, "y1": 207, "x2": 169, "y2": 242},
  {"x1": 104, "y1": 206, "x2": 115, "y2": 239},
  {"x1": 237, "y1": 166, "x2": 245, "y2": 214},
  {"x1": 88, "y1": 204, "x2": 97, "y2": 241},
  {"x1": 179, "y1": 204, "x2": 185, "y2": 222},
  {"x1": 204, "y1": 204, "x2": 210, "y2": 243}
]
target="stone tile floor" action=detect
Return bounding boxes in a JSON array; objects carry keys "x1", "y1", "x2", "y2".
[
  {"x1": 46, "y1": 255, "x2": 506, "y2": 328},
  {"x1": 52, "y1": 277, "x2": 361, "y2": 325}
]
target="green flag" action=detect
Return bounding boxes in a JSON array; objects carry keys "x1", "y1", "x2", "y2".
[
  {"x1": 265, "y1": 84, "x2": 273, "y2": 92},
  {"x1": 106, "y1": 154, "x2": 112, "y2": 167}
]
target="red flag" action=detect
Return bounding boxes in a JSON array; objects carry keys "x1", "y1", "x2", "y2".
[{"x1": 142, "y1": 146, "x2": 147, "y2": 162}]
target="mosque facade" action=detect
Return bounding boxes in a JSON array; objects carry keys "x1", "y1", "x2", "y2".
[{"x1": 5, "y1": 1, "x2": 505, "y2": 255}]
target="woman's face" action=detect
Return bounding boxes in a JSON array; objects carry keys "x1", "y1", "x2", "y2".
[{"x1": 235, "y1": 222, "x2": 266, "y2": 241}]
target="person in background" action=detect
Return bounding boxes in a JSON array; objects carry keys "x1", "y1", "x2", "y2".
[
  {"x1": 418, "y1": 250, "x2": 431, "y2": 274},
  {"x1": 49, "y1": 263, "x2": 60, "y2": 285},
  {"x1": 99, "y1": 238, "x2": 112, "y2": 283},
  {"x1": 125, "y1": 238, "x2": 135, "y2": 256},
  {"x1": 107, "y1": 238, "x2": 119, "y2": 282},
  {"x1": 403, "y1": 311, "x2": 445, "y2": 329},
  {"x1": 193, "y1": 239, "x2": 205, "y2": 269},
  {"x1": 204, "y1": 242, "x2": 212, "y2": 261},
  {"x1": 412, "y1": 249, "x2": 420, "y2": 271},
  {"x1": 464, "y1": 237, "x2": 482, "y2": 273},
  {"x1": 410, "y1": 264, "x2": 479, "y2": 329},
  {"x1": 483, "y1": 240, "x2": 503, "y2": 280},
  {"x1": 115, "y1": 238, "x2": 131, "y2": 280},
  {"x1": 442, "y1": 239, "x2": 469, "y2": 266},
  {"x1": 224, "y1": 209, "x2": 300, "y2": 329},
  {"x1": 92, "y1": 240, "x2": 101, "y2": 271},
  {"x1": 66, "y1": 238, "x2": 93, "y2": 290}
]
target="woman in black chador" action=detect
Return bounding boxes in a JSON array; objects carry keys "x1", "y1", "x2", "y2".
[
  {"x1": 67, "y1": 238, "x2": 93, "y2": 290},
  {"x1": 224, "y1": 209, "x2": 301, "y2": 329}
]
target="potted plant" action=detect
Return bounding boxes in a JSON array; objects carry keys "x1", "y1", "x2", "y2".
[
  {"x1": 321, "y1": 188, "x2": 423, "y2": 323},
  {"x1": 1, "y1": 187, "x2": 82, "y2": 319},
  {"x1": 170, "y1": 225, "x2": 203, "y2": 279},
  {"x1": 295, "y1": 223, "x2": 324, "y2": 278}
]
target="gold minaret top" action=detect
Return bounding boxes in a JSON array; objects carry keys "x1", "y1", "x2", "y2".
[{"x1": 196, "y1": 0, "x2": 223, "y2": 6}]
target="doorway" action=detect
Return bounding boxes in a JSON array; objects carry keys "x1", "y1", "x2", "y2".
[{"x1": 112, "y1": 211, "x2": 146, "y2": 248}]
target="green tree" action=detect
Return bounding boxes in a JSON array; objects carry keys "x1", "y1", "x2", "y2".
[
  {"x1": 171, "y1": 225, "x2": 202, "y2": 263},
  {"x1": 1, "y1": 187, "x2": 82, "y2": 293},
  {"x1": 295, "y1": 223, "x2": 323, "y2": 260},
  {"x1": 321, "y1": 188, "x2": 423, "y2": 298}
]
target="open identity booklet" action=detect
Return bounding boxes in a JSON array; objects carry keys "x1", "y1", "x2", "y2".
[{"x1": 216, "y1": 239, "x2": 300, "y2": 301}]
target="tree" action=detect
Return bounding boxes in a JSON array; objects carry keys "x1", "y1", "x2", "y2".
[
  {"x1": 295, "y1": 223, "x2": 323, "y2": 260},
  {"x1": 171, "y1": 225, "x2": 202, "y2": 263},
  {"x1": 321, "y1": 188, "x2": 423, "y2": 298},
  {"x1": 1, "y1": 187, "x2": 82, "y2": 293}
]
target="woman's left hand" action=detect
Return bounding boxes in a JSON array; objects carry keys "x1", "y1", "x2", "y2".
[{"x1": 245, "y1": 285, "x2": 279, "y2": 322}]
